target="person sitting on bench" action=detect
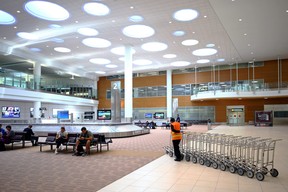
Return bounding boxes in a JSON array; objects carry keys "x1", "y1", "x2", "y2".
[
  {"x1": 74, "y1": 127, "x2": 93, "y2": 156},
  {"x1": 23, "y1": 125, "x2": 39, "y2": 146},
  {"x1": 55, "y1": 127, "x2": 68, "y2": 154}
]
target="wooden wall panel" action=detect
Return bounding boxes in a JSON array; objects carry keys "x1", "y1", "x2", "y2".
[{"x1": 97, "y1": 59, "x2": 288, "y2": 122}]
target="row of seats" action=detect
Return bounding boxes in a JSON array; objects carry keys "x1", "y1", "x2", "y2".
[
  {"x1": 38, "y1": 133, "x2": 113, "y2": 153},
  {"x1": 6, "y1": 131, "x2": 32, "y2": 150}
]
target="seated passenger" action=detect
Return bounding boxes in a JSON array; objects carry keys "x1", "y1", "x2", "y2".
[
  {"x1": 74, "y1": 127, "x2": 93, "y2": 156},
  {"x1": 0, "y1": 124, "x2": 6, "y2": 151},
  {"x1": 55, "y1": 127, "x2": 68, "y2": 154},
  {"x1": 23, "y1": 125, "x2": 39, "y2": 146},
  {"x1": 3, "y1": 125, "x2": 15, "y2": 144}
]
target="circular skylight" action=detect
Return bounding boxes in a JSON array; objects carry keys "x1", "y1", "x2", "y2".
[
  {"x1": 171, "y1": 61, "x2": 191, "y2": 67},
  {"x1": 17, "y1": 32, "x2": 39, "y2": 40},
  {"x1": 106, "y1": 64, "x2": 118, "y2": 68},
  {"x1": 49, "y1": 24, "x2": 62, "y2": 29},
  {"x1": 82, "y1": 38, "x2": 111, "y2": 48},
  {"x1": 163, "y1": 54, "x2": 177, "y2": 59},
  {"x1": 50, "y1": 38, "x2": 64, "y2": 43},
  {"x1": 133, "y1": 59, "x2": 153, "y2": 65},
  {"x1": 0, "y1": 10, "x2": 16, "y2": 24},
  {"x1": 54, "y1": 47, "x2": 71, "y2": 53},
  {"x1": 192, "y1": 48, "x2": 217, "y2": 56},
  {"x1": 30, "y1": 48, "x2": 41, "y2": 52},
  {"x1": 83, "y1": 2, "x2": 110, "y2": 16},
  {"x1": 206, "y1": 43, "x2": 215, "y2": 47},
  {"x1": 110, "y1": 46, "x2": 136, "y2": 55},
  {"x1": 141, "y1": 42, "x2": 168, "y2": 52},
  {"x1": 77, "y1": 28, "x2": 99, "y2": 36},
  {"x1": 217, "y1": 58, "x2": 225, "y2": 62},
  {"x1": 173, "y1": 9, "x2": 198, "y2": 21},
  {"x1": 122, "y1": 25, "x2": 155, "y2": 38},
  {"x1": 25, "y1": 1, "x2": 69, "y2": 21},
  {"x1": 182, "y1": 39, "x2": 199, "y2": 46},
  {"x1": 197, "y1": 59, "x2": 210, "y2": 64},
  {"x1": 173, "y1": 31, "x2": 185, "y2": 36},
  {"x1": 95, "y1": 71, "x2": 106, "y2": 74},
  {"x1": 89, "y1": 58, "x2": 111, "y2": 65},
  {"x1": 129, "y1": 15, "x2": 144, "y2": 22}
]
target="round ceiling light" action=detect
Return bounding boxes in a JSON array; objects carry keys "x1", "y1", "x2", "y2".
[
  {"x1": 182, "y1": 39, "x2": 199, "y2": 46},
  {"x1": 83, "y1": 2, "x2": 110, "y2": 16},
  {"x1": 173, "y1": 31, "x2": 185, "y2": 36},
  {"x1": 0, "y1": 10, "x2": 16, "y2": 24},
  {"x1": 17, "y1": 32, "x2": 39, "y2": 40},
  {"x1": 173, "y1": 9, "x2": 198, "y2": 21},
  {"x1": 171, "y1": 61, "x2": 190, "y2": 67},
  {"x1": 192, "y1": 48, "x2": 217, "y2": 56},
  {"x1": 25, "y1": 1, "x2": 69, "y2": 21},
  {"x1": 82, "y1": 38, "x2": 111, "y2": 48},
  {"x1": 122, "y1": 25, "x2": 155, "y2": 38},
  {"x1": 54, "y1": 47, "x2": 71, "y2": 53},
  {"x1": 141, "y1": 42, "x2": 168, "y2": 52},
  {"x1": 197, "y1": 59, "x2": 210, "y2": 64},
  {"x1": 77, "y1": 28, "x2": 99, "y2": 36},
  {"x1": 163, "y1": 54, "x2": 177, "y2": 59},
  {"x1": 106, "y1": 64, "x2": 118, "y2": 68},
  {"x1": 89, "y1": 58, "x2": 111, "y2": 65}
]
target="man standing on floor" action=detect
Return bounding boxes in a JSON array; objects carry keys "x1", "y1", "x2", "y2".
[{"x1": 170, "y1": 117, "x2": 183, "y2": 161}]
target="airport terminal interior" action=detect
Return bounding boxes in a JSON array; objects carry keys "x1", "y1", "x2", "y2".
[{"x1": 1, "y1": 0, "x2": 288, "y2": 192}]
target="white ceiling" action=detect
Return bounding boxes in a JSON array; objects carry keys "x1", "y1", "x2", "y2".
[{"x1": 0, "y1": 0, "x2": 288, "y2": 79}]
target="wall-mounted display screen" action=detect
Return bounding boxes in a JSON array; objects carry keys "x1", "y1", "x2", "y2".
[
  {"x1": 154, "y1": 112, "x2": 164, "y2": 119},
  {"x1": 52, "y1": 109, "x2": 64, "y2": 118},
  {"x1": 144, "y1": 113, "x2": 153, "y2": 118},
  {"x1": 2, "y1": 106, "x2": 20, "y2": 118},
  {"x1": 97, "y1": 110, "x2": 111, "y2": 120},
  {"x1": 57, "y1": 110, "x2": 69, "y2": 119}
]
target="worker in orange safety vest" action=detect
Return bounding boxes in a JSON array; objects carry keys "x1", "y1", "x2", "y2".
[{"x1": 170, "y1": 117, "x2": 183, "y2": 161}]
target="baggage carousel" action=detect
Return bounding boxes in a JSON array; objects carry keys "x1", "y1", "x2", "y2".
[{"x1": 9, "y1": 122, "x2": 150, "y2": 138}]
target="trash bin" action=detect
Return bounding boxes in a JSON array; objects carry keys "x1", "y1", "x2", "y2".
[{"x1": 207, "y1": 119, "x2": 212, "y2": 130}]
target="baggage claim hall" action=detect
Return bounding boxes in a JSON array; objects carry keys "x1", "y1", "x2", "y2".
[{"x1": 0, "y1": 0, "x2": 288, "y2": 192}]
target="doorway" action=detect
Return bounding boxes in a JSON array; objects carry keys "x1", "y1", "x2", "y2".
[{"x1": 227, "y1": 106, "x2": 245, "y2": 126}]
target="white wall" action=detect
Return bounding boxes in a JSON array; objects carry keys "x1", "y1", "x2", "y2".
[{"x1": 0, "y1": 100, "x2": 93, "y2": 121}]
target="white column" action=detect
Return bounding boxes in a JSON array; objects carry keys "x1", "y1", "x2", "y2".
[
  {"x1": 166, "y1": 69, "x2": 172, "y2": 119},
  {"x1": 33, "y1": 62, "x2": 41, "y2": 90},
  {"x1": 33, "y1": 101, "x2": 41, "y2": 123},
  {"x1": 124, "y1": 45, "x2": 133, "y2": 122}
]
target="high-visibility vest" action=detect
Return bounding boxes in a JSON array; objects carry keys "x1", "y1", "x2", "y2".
[{"x1": 171, "y1": 122, "x2": 182, "y2": 140}]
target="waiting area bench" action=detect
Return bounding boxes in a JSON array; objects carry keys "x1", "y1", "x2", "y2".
[
  {"x1": 6, "y1": 131, "x2": 35, "y2": 150},
  {"x1": 38, "y1": 133, "x2": 113, "y2": 153}
]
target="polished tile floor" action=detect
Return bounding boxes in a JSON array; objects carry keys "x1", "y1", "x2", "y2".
[{"x1": 98, "y1": 125, "x2": 288, "y2": 192}]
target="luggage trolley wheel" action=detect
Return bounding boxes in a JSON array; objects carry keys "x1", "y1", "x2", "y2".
[
  {"x1": 246, "y1": 170, "x2": 254, "y2": 179},
  {"x1": 237, "y1": 168, "x2": 245, "y2": 176},
  {"x1": 229, "y1": 166, "x2": 237, "y2": 174},
  {"x1": 169, "y1": 151, "x2": 173, "y2": 157},
  {"x1": 199, "y1": 158, "x2": 205, "y2": 165},
  {"x1": 205, "y1": 160, "x2": 211, "y2": 167},
  {"x1": 185, "y1": 155, "x2": 190, "y2": 162},
  {"x1": 262, "y1": 167, "x2": 268, "y2": 175},
  {"x1": 192, "y1": 156, "x2": 197, "y2": 164},
  {"x1": 256, "y1": 172, "x2": 265, "y2": 181},
  {"x1": 270, "y1": 168, "x2": 279, "y2": 177},
  {"x1": 212, "y1": 161, "x2": 218, "y2": 169},
  {"x1": 220, "y1": 163, "x2": 226, "y2": 171}
]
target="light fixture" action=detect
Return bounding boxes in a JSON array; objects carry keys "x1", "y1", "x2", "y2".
[
  {"x1": 25, "y1": 1, "x2": 69, "y2": 21},
  {"x1": 182, "y1": 39, "x2": 199, "y2": 46},
  {"x1": 83, "y1": 2, "x2": 110, "y2": 16},
  {"x1": 163, "y1": 54, "x2": 177, "y2": 59},
  {"x1": 173, "y1": 9, "x2": 198, "y2": 21},
  {"x1": 0, "y1": 10, "x2": 16, "y2": 24},
  {"x1": 122, "y1": 25, "x2": 155, "y2": 38},
  {"x1": 192, "y1": 48, "x2": 217, "y2": 56},
  {"x1": 89, "y1": 58, "x2": 111, "y2": 65},
  {"x1": 54, "y1": 47, "x2": 71, "y2": 53},
  {"x1": 77, "y1": 28, "x2": 99, "y2": 36},
  {"x1": 171, "y1": 61, "x2": 190, "y2": 67},
  {"x1": 17, "y1": 32, "x2": 39, "y2": 40},
  {"x1": 82, "y1": 38, "x2": 111, "y2": 48},
  {"x1": 141, "y1": 42, "x2": 168, "y2": 52}
]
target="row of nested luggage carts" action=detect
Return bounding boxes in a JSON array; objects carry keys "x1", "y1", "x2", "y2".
[{"x1": 164, "y1": 132, "x2": 281, "y2": 181}]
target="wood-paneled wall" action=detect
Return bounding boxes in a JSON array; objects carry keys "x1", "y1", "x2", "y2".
[{"x1": 97, "y1": 59, "x2": 288, "y2": 122}]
